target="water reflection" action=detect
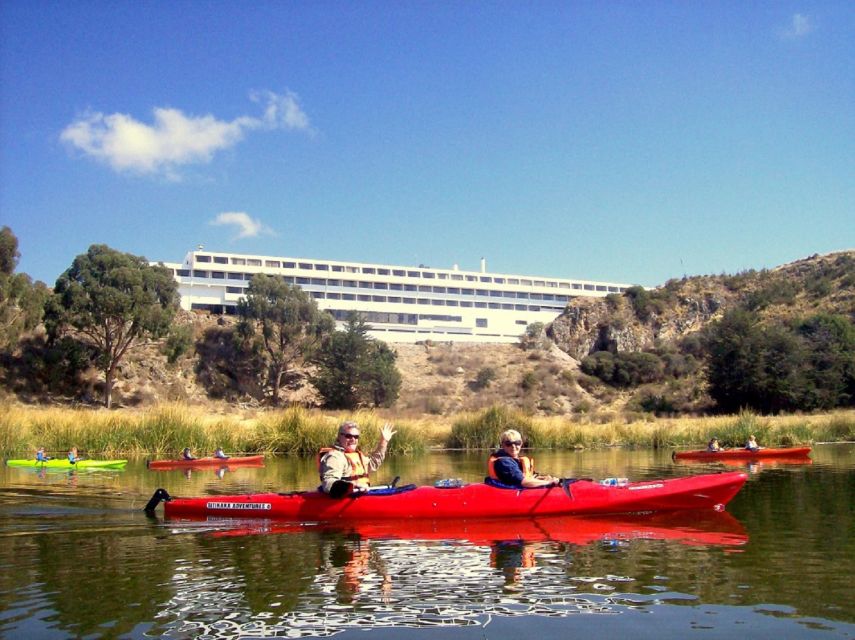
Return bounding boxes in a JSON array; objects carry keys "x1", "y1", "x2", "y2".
[
  {"x1": 146, "y1": 511, "x2": 748, "y2": 638},
  {"x1": 0, "y1": 445, "x2": 852, "y2": 639}
]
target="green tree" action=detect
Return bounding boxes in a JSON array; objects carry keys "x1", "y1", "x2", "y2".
[
  {"x1": 0, "y1": 227, "x2": 50, "y2": 349},
  {"x1": 704, "y1": 309, "x2": 766, "y2": 413},
  {"x1": 313, "y1": 313, "x2": 401, "y2": 409},
  {"x1": 704, "y1": 309, "x2": 809, "y2": 414},
  {"x1": 161, "y1": 324, "x2": 194, "y2": 364},
  {"x1": 519, "y1": 322, "x2": 547, "y2": 350},
  {"x1": 362, "y1": 340, "x2": 401, "y2": 408},
  {"x1": 45, "y1": 244, "x2": 178, "y2": 408},
  {"x1": 796, "y1": 314, "x2": 855, "y2": 409},
  {"x1": 237, "y1": 275, "x2": 334, "y2": 404}
]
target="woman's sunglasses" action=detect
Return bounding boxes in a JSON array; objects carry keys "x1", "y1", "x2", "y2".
[{"x1": 503, "y1": 440, "x2": 522, "y2": 446}]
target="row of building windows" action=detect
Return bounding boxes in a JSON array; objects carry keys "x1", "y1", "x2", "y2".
[
  {"x1": 186, "y1": 271, "x2": 594, "y2": 301},
  {"x1": 228, "y1": 281, "x2": 570, "y2": 300},
  {"x1": 189, "y1": 256, "x2": 627, "y2": 292},
  {"x1": 326, "y1": 311, "x2": 468, "y2": 325},
  {"x1": 241, "y1": 288, "x2": 563, "y2": 311}
]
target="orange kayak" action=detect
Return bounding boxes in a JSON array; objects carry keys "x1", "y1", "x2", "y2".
[
  {"x1": 672, "y1": 447, "x2": 811, "y2": 461},
  {"x1": 147, "y1": 455, "x2": 265, "y2": 470}
]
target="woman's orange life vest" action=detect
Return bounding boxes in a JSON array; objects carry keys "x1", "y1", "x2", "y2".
[
  {"x1": 487, "y1": 454, "x2": 535, "y2": 481},
  {"x1": 318, "y1": 448, "x2": 371, "y2": 488}
]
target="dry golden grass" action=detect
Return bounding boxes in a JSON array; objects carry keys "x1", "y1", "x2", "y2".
[{"x1": 0, "y1": 400, "x2": 851, "y2": 456}]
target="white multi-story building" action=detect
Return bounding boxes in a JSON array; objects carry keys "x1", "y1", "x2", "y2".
[{"x1": 161, "y1": 250, "x2": 635, "y2": 343}]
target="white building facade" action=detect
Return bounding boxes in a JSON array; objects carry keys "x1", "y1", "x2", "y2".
[{"x1": 161, "y1": 250, "x2": 635, "y2": 344}]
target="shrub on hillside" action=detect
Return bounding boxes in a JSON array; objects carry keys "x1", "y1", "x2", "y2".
[
  {"x1": 473, "y1": 367, "x2": 496, "y2": 390},
  {"x1": 580, "y1": 350, "x2": 664, "y2": 388}
]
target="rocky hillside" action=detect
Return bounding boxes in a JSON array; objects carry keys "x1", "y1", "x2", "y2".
[
  {"x1": 550, "y1": 251, "x2": 854, "y2": 360},
  {"x1": 2, "y1": 251, "x2": 852, "y2": 417}
]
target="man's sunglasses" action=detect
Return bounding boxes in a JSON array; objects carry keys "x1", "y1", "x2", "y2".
[
  {"x1": 503, "y1": 440, "x2": 522, "y2": 446},
  {"x1": 340, "y1": 433, "x2": 360, "y2": 440}
]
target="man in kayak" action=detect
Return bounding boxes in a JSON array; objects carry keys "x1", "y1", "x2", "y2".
[
  {"x1": 487, "y1": 429, "x2": 560, "y2": 488},
  {"x1": 67, "y1": 447, "x2": 82, "y2": 463},
  {"x1": 745, "y1": 435, "x2": 761, "y2": 451},
  {"x1": 707, "y1": 438, "x2": 722, "y2": 452},
  {"x1": 319, "y1": 421, "x2": 396, "y2": 498},
  {"x1": 182, "y1": 447, "x2": 197, "y2": 461},
  {"x1": 36, "y1": 447, "x2": 50, "y2": 462},
  {"x1": 213, "y1": 447, "x2": 229, "y2": 460}
]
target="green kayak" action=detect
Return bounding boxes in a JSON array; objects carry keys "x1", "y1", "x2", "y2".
[{"x1": 5, "y1": 458, "x2": 128, "y2": 469}]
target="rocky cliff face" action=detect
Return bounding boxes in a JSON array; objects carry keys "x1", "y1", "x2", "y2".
[
  {"x1": 548, "y1": 249, "x2": 854, "y2": 362},
  {"x1": 549, "y1": 281, "x2": 729, "y2": 360}
]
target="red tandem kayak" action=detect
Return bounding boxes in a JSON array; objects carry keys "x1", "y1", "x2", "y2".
[
  {"x1": 672, "y1": 447, "x2": 811, "y2": 461},
  {"x1": 145, "y1": 471, "x2": 748, "y2": 521},
  {"x1": 147, "y1": 455, "x2": 265, "y2": 470}
]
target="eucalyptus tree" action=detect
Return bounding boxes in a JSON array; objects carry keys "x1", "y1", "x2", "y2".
[
  {"x1": 313, "y1": 313, "x2": 401, "y2": 409},
  {"x1": 237, "y1": 274, "x2": 334, "y2": 405},
  {"x1": 45, "y1": 244, "x2": 179, "y2": 408},
  {"x1": 0, "y1": 226, "x2": 50, "y2": 350}
]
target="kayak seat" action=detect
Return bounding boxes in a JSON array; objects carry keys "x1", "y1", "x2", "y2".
[
  {"x1": 364, "y1": 484, "x2": 417, "y2": 496},
  {"x1": 484, "y1": 478, "x2": 539, "y2": 490},
  {"x1": 485, "y1": 477, "x2": 588, "y2": 490}
]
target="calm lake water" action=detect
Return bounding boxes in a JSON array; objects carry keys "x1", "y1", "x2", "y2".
[{"x1": 0, "y1": 444, "x2": 852, "y2": 640}]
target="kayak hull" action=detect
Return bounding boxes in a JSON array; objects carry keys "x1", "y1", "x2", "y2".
[
  {"x1": 5, "y1": 459, "x2": 128, "y2": 469},
  {"x1": 673, "y1": 447, "x2": 811, "y2": 461},
  {"x1": 147, "y1": 455, "x2": 265, "y2": 470},
  {"x1": 160, "y1": 471, "x2": 748, "y2": 521}
]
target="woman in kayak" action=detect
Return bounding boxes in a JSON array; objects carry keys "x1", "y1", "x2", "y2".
[
  {"x1": 745, "y1": 435, "x2": 761, "y2": 451},
  {"x1": 213, "y1": 447, "x2": 229, "y2": 460},
  {"x1": 182, "y1": 447, "x2": 197, "y2": 461},
  {"x1": 35, "y1": 447, "x2": 50, "y2": 462},
  {"x1": 487, "y1": 429, "x2": 560, "y2": 488},
  {"x1": 319, "y1": 421, "x2": 396, "y2": 498},
  {"x1": 67, "y1": 447, "x2": 82, "y2": 463}
]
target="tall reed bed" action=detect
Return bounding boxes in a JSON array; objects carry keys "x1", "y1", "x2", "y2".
[
  {"x1": 0, "y1": 403, "x2": 253, "y2": 457},
  {"x1": 0, "y1": 401, "x2": 850, "y2": 456},
  {"x1": 253, "y1": 408, "x2": 428, "y2": 455},
  {"x1": 445, "y1": 406, "x2": 854, "y2": 450}
]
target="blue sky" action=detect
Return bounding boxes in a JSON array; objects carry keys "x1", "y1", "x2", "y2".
[{"x1": 1, "y1": 2, "x2": 852, "y2": 288}]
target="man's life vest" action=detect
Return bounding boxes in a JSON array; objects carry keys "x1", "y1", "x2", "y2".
[
  {"x1": 318, "y1": 448, "x2": 371, "y2": 488},
  {"x1": 487, "y1": 454, "x2": 535, "y2": 481}
]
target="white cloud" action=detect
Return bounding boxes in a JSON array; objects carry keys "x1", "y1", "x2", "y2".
[
  {"x1": 210, "y1": 212, "x2": 272, "y2": 239},
  {"x1": 779, "y1": 13, "x2": 815, "y2": 39},
  {"x1": 251, "y1": 90, "x2": 312, "y2": 131},
  {"x1": 60, "y1": 90, "x2": 312, "y2": 177}
]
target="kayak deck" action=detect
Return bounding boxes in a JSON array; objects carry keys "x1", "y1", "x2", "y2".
[{"x1": 149, "y1": 471, "x2": 748, "y2": 521}]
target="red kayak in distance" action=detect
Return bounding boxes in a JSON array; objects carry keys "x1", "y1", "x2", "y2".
[
  {"x1": 146, "y1": 455, "x2": 265, "y2": 470},
  {"x1": 145, "y1": 471, "x2": 748, "y2": 521},
  {"x1": 676, "y1": 456, "x2": 814, "y2": 469},
  {"x1": 672, "y1": 447, "x2": 811, "y2": 461},
  {"x1": 170, "y1": 510, "x2": 748, "y2": 549}
]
